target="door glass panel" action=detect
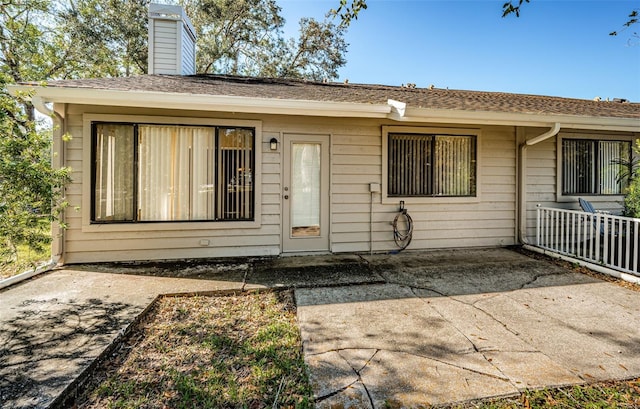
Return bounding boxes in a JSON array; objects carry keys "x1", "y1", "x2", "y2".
[{"x1": 291, "y1": 143, "x2": 321, "y2": 237}]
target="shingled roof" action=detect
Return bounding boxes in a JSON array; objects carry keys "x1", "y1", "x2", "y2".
[{"x1": 27, "y1": 74, "x2": 640, "y2": 120}]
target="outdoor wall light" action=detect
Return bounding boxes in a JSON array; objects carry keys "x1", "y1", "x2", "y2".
[{"x1": 270, "y1": 137, "x2": 278, "y2": 151}]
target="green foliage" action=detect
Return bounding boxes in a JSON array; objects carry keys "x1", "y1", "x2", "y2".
[
  {"x1": 58, "y1": 0, "x2": 150, "y2": 77},
  {"x1": 0, "y1": 79, "x2": 70, "y2": 263},
  {"x1": 624, "y1": 176, "x2": 640, "y2": 218},
  {"x1": 182, "y1": 0, "x2": 347, "y2": 80},
  {"x1": 329, "y1": 0, "x2": 368, "y2": 28},
  {"x1": 1, "y1": 1, "x2": 73, "y2": 265},
  {"x1": 59, "y1": 0, "x2": 348, "y2": 80},
  {"x1": 621, "y1": 139, "x2": 640, "y2": 218}
]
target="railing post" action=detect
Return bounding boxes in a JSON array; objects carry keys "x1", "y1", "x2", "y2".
[
  {"x1": 595, "y1": 213, "x2": 601, "y2": 263},
  {"x1": 536, "y1": 205, "x2": 541, "y2": 246}
]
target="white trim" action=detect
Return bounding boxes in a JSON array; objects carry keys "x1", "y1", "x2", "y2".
[
  {"x1": 381, "y1": 126, "x2": 482, "y2": 205},
  {"x1": 0, "y1": 261, "x2": 56, "y2": 290},
  {"x1": 398, "y1": 107, "x2": 640, "y2": 132},
  {"x1": 11, "y1": 86, "x2": 392, "y2": 118},
  {"x1": 81, "y1": 113, "x2": 263, "y2": 233}
]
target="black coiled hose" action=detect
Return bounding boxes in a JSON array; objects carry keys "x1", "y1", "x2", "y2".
[{"x1": 393, "y1": 208, "x2": 413, "y2": 251}]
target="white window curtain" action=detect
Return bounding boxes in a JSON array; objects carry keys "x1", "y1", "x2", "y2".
[
  {"x1": 138, "y1": 125, "x2": 215, "y2": 221},
  {"x1": 94, "y1": 124, "x2": 135, "y2": 221}
]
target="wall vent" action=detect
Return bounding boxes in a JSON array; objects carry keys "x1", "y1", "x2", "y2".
[{"x1": 148, "y1": 3, "x2": 196, "y2": 75}]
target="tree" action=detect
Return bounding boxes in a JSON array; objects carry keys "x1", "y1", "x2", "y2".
[
  {"x1": 0, "y1": 73, "x2": 71, "y2": 264},
  {"x1": 59, "y1": 0, "x2": 348, "y2": 80},
  {"x1": 58, "y1": 0, "x2": 149, "y2": 76},
  {"x1": 0, "y1": 0, "x2": 73, "y2": 265}
]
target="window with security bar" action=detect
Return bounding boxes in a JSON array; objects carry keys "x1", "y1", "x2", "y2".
[
  {"x1": 92, "y1": 123, "x2": 254, "y2": 223},
  {"x1": 562, "y1": 139, "x2": 631, "y2": 195},
  {"x1": 388, "y1": 133, "x2": 477, "y2": 197}
]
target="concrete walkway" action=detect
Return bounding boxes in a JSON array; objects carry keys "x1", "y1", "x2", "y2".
[{"x1": 0, "y1": 248, "x2": 639, "y2": 408}]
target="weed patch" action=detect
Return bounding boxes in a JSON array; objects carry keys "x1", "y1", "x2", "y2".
[{"x1": 74, "y1": 291, "x2": 313, "y2": 409}]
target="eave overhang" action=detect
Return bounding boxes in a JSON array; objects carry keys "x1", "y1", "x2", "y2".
[
  {"x1": 7, "y1": 85, "x2": 392, "y2": 118},
  {"x1": 8, "y1": 84, "x2": 640, "y2": 133}
]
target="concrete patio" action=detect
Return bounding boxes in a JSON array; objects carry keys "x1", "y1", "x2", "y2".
[
  {"x1": 298, "y1": 249, "x2": 640, "y2": 407},
  {"x1": 0, "y1": 247, "x2": 639, "y2": 408}
]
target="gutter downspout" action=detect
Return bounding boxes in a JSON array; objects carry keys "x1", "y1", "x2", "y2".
[
  {"x1": 518, "y1": 122, "x2": 561, "y2": 244},
  {"x1": 33, "y1": 97, "x2": 65, "y2": 266}
]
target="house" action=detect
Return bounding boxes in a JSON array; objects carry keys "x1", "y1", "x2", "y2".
[{"x1": 10, "y1": 4, "x2": 640, "y2": 264}]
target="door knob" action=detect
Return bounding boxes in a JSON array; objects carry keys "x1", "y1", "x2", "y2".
[{"x1": 284, "y1": 195, "x2": 289, "y2": 200}]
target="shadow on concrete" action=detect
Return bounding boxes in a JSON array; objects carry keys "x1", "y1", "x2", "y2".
[
  {"x1": 63, "y1": 248, "x2": 602, "y2": 298},
  {"x1": 0, "y1": 298, "x2": 138, "y2": 409}
]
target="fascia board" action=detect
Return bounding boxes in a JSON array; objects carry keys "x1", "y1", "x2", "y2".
[
  {"x1": 7, "y1": 85, "x2": 392, "y2": 118},
  {"x1": 396, "y1": 107, "x2": 640, "y2": 132}
]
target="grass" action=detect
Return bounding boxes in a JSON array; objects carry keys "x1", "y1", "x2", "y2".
[
  {"x1": 0, "y1": 242, "x2": 50, "y2": 280},
  {"x1": 442, "y1": 378, "x2": 640, "y2": 408},
  {"x1": 75, "y1": 290, "x2": 313, "y2": 409}
]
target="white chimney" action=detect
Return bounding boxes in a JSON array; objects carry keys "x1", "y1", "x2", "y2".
[{"x1": 148, "y1": 3, "x2": 196, "y2": 75}]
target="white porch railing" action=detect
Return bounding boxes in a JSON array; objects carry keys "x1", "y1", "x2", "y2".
[{"x1": 536, "y1": 205, "x2": 640, "y2": 276}]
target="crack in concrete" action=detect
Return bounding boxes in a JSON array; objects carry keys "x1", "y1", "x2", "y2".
[
  {"x1": 240, "y1": 263, "x2": 252, "y2": 292},
  {"x1": 314, "y1": 348, "x2": 379, "y2": 407},
  {"x1": 517, "y1": 271, "x2": 569, "y2": 290},
  {"x1": 383, "y1": 348, "x2": 512, "y2": 382},
  {"x1": 356, "y1": 254, "x2": 371, "y2": 267},
  {"x1": 452, "y1": 295, "x2": 522, "y2": 338},
  {"x1": 408, "y1": 287, "x2": 522, "y2": 390},
  {"x1": 314, "y1": 379, "x2": 361, "y2": 404},
  {"x1": 348, "y1": 349, "x2": 378, "y2": 409},
  {"x1": 469, "y1": 291, "x2": 591, "y2": 383}
]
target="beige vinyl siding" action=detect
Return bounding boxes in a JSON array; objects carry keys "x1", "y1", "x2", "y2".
[
  {"x1": 59, "y1": 105, "x2": 280, "y2": 263},
  {"x1": 331, "y1": 124, "x2": 517, "y2": 253},
  {"x1": 58, "y1": 105, "x2": 521, "y2": 263}
]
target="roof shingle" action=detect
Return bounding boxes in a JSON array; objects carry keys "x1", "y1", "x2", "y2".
[{"x1": 35, "y1": 74, "x2": 640, "y2": 119}]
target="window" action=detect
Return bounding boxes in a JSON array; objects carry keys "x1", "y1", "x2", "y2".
[
  {"x1": 388, "y1": 133, "x2": 476, "y2": 197},
  {"x1": 92, "y1": 123, "x2": 254, "y2": 223},
  {"x1": 562, "y1": 139, "x2": 631, "y2": 195}
]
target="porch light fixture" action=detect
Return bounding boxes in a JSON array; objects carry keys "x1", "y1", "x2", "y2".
[{"x1": 270, "y1": 137, "x2": 278, "y2": 151}]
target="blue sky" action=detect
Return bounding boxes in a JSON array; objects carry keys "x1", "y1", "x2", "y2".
[{"x1": 278, "y1": 0, "x2": 640, "y2": 101}]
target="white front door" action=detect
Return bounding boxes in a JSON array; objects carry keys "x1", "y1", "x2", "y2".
[{"x1": 282, "y1": 134, "x2": 330, "y2": 252}]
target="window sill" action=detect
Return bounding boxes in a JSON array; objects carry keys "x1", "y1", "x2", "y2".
[
  {"x1": 555, "y1": 194, "x2": 625, "y2": 204},
  {"x1": 81, "y1": 219, "x2": 261, "y2": 233},
  {"x1": 381, "y1": 195, "x2": 480, "y2": 205}
]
